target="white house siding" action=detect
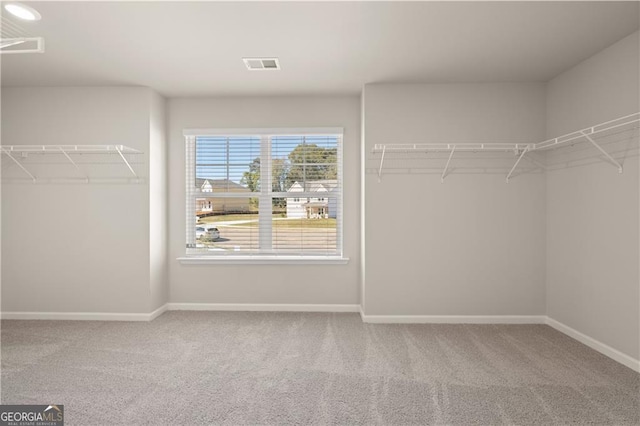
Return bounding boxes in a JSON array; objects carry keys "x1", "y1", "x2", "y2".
[
  {"x1": 287, "y1": 198, "x2": 307, "y2": 218},
  {"x1": 286, "y1": 181, "x2": 337, "y2": 219}
]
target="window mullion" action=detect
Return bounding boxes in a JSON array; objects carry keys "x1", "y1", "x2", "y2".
[
  {"x1": 259, "y1": 135, "x2": 272, "y2": 252},
  {"x1": 185, "y1": 136, "x2": 196, "y2": 249}
]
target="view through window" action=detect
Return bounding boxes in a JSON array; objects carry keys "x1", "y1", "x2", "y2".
[{"x1": 185, "y1": 130, "x2": 343, "y2": 257}]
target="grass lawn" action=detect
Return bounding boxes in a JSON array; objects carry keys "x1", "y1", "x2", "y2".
[
  {"x1": 273, "y1": 218, "x2": 336, "y2": 229},
  {"x1": 199, "y1": 214, "x2": 258, "y2": 224},
  {"x1": 199, "y1": 214, "x2": 335, "y2": 229}
]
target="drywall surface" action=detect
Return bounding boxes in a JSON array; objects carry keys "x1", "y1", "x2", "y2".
[
  {"x1": 546, "y1": 31, "x2": 640, "y2": 360},
  {"x1": 1, "y1": 87, "x2": 151, "y2": 313},
  {"x1": 149, "y1": 91, "x2": 168, "y2": 311},
  {"x1": 363, "y1": 83, "x2": 547, "y2": 315},
  {"x1": 168, "y1": 96, "x2": 360, "y2": 305},
  {"x1": 546, "y1": 31, "x2": 640, "y2": 135}
]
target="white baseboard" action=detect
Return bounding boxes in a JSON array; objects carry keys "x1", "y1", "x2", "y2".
[
  {"x1": 360, "y1": 314, "x2": 547, "y2": 324},
  {"x1": 148, "y1": 304, "x2": 168, "y2": 321},
  {"x1": 1, "y1": 303, "x2": 170, "y2": 322},
  {"x1": 166, "y1": 303, "x2": 360, "y2": 313},
  {"x1": 0, "y1": 304, "x2": 358, "y2": 321},
  {"x1": 546, "y1": 317, "x2": 640, "y2": 373},
  {"x1": 1, "y1": 311, "x2": 154, "y2": 321}
]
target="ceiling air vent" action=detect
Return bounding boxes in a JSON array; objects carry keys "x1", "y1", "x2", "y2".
[
  {"x1": 0, "y1": 15, "x2": 44, "y2": 54},
  {"x1": 243, "y1": 57, "x2": 280, "y2": 71}
]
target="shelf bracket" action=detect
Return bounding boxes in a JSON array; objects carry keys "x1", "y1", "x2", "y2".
[
  {"x1": 581, "y1": 131, "x2": 623, "y2": 173},
  {"x1": 377, "y1": 145, "x2": 386, "y2": 182},
  {"x1": 2, "y1": 148, "x2": 36, "y2": 183},
  {"x1": 115, "y1": 146, "x2": 138, "y2": 179},
  {"x1": 441, "y1": 145, "x2": 456, "y2": 183},
  {"x1": 506, "y1": 146, "x2": 529, "y2": 183},
  {"x1": 59, "y1": 147, "x2": 89, "y2": 183}
]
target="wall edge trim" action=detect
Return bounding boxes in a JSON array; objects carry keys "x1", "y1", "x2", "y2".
[
  {"x1": 0, "y1": 311, "x2": 154, "y2": 321},
  {"x1": 166, "y1": 303, "x2": 361, "y2": 313},
  {"x1": 546, "y1": 316, "x2": 640, "y2": 373},
  {"x1": 359, "y1": 314, "x2": 547, "y2": 324}
]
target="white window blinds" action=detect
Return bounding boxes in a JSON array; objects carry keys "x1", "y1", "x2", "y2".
[{"x1": 185, "y1": 129, "x2": 343, "y2": 258}]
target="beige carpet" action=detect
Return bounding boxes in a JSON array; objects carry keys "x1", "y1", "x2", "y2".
[{"x1": 1, "y1": 312, "x2": 638, "y2": 425}]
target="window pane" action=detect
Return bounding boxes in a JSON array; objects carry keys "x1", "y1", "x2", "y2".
[
  {"x1": 195, "y1": 136, "x2": 261, "y2": 192},
  {"x1": 272, "y1": 196, "x2": 337, "y2": 254},
  {"x1": 192, "y1": 197, "x2": 260, "y2": 253},
  {"x1": 271, "y1": 136, "x2": 338, "y2": 191}
]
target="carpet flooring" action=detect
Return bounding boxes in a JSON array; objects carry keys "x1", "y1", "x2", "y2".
[{"x1": 1, "y1": 312, "x2": 638, "y2": 425}]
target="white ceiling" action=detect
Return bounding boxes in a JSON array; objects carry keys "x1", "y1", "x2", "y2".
[{"x1": 1, "y1": 1, "x2": 638, "y2": 97}]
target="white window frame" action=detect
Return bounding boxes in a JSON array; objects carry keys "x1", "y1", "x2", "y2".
[{"x1": 179, "y1": 127, "x2": 348, "y2": 264}]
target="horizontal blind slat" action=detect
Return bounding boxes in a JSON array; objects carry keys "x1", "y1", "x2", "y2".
[{"x1": 187, "y1": 133, "x2": 342, "y2": 257}]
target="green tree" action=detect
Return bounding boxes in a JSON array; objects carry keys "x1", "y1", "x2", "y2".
[
  {"x1": 242, "y1": 157, "x2": 290, "y2": 211},
  {"x1": 271, "y1": 158, "x2": 289, "y2": 211},
  {"x1": 241, "y1": 157, "x2": 290, "y2": 193},
  {"x1": 271, "y1": 158, "x2": 289, "y2": 193},
  {"x1": 240, "y1": 157, "x2": 260, "y2": 192},
  {"x1": 285, "y1": 144, "x2": 337, "y2": 189}
]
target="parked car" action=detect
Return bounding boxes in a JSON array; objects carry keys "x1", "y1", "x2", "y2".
[{"x1": 202, "y1": 227, "x2": 220, "y2": 241}]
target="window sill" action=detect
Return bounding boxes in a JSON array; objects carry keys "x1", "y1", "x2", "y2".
[{"x1": 177, "y1": 256, "x2": 350, "y2": 265}]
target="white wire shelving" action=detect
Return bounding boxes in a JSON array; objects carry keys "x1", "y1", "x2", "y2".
[
  {"x1": 1, "y1": 145, "x2": 145, "y2": 184},
  {"x1": 372, "y1": 112, "x2": 640, "y2": 183}
]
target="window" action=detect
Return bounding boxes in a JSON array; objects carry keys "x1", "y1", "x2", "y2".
[{"x1": 184, "y1": 128, "x2": 343, "y2": 260}]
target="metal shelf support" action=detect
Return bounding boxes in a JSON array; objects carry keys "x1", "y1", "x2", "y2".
[
  {"x1": 377, "y1": 145, "x2": 386, "y2": 182},
  {"x1": 59, "y1": 147, "x2": 89, "y2": 183},
  {"x1": 441, "y1": 145, "x2": 456, "y2": 183},
  {"x1": 581, "y1": 131, "x2": 623, "y2": 173},
  {"x1": 115, "y1": 146, "x2": 139, "y2": 179},
  {"x1": 506, "y1": 147, "x2": 529, "y2": 183},
  {"x1": 2, "y1": 148, "x2": 36, "y2": 183}
]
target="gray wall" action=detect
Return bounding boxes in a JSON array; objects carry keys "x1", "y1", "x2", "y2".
[
  {"x1": 546, "y1": 31, "x2": 640, "y2": 359},
  {"x1": 362, "y1": 83, "x2": 547, "y2": 315},
  {"x1": 1, "y1": 86, "x2": 167, "y2": 314},
  {"x1": 168, "y1": 96, "x2": 360, "y2": 305}
]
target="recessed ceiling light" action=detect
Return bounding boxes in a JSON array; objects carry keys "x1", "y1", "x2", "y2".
[
  {"x1": 243, "y1": 58, "x2": 280, "y2": 71},
  {"x1": 4, "y1": 2, "x2": 41, "y2": 21}
]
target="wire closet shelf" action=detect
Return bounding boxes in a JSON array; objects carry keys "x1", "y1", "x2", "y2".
[
  {"x1": 372, "y1": 112, "x2": 640, "y2": 183},
  {"x1": 1, "y1": 145, "x2": 144, "y2": 184}
]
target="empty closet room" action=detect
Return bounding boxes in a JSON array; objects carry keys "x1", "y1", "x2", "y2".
[{"x1": 0, "y1": 1, "x2": 638, "y2": 425}]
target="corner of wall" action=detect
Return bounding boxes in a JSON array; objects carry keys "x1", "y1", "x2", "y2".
[
  {"x1": 149, "y1": 90, "x2": 169, "y2": 312},
  {"x1": 359, "y1": 86, "x2": 366, "y2": 313}
]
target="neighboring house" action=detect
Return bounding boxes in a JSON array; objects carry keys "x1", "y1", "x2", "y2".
[
  {"x1": 286, "y1": 180, "x2": 337, "y2": 219},
  {"x1": 195, "y1": 178, "x2": 251, "y2": 215}
]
